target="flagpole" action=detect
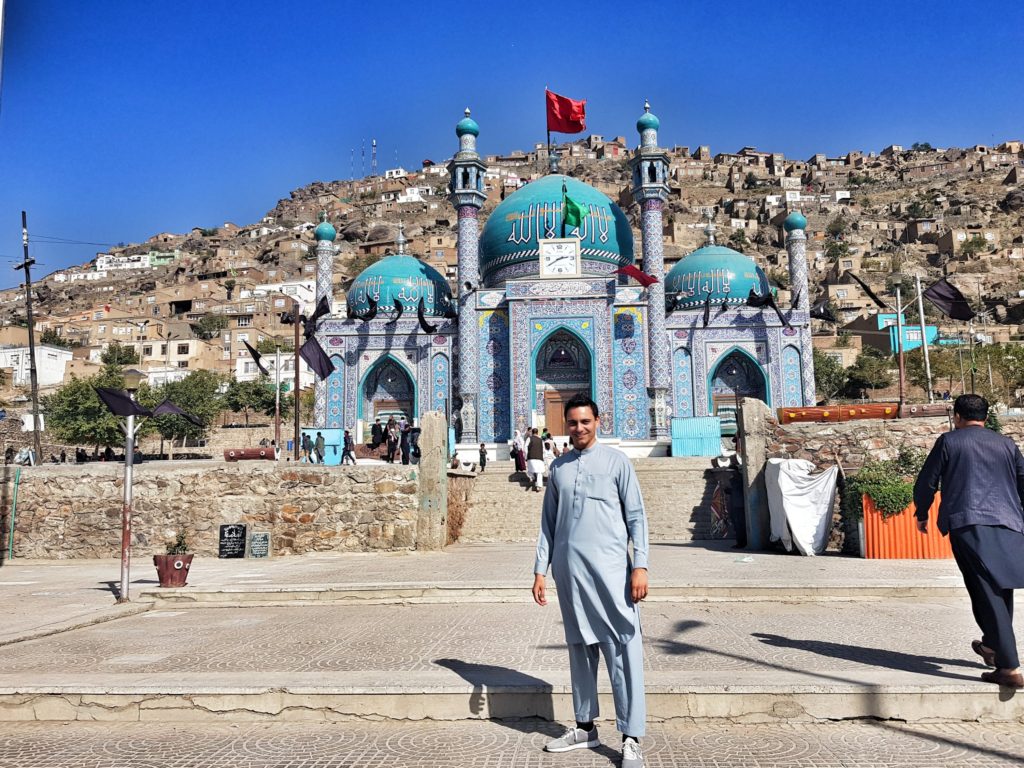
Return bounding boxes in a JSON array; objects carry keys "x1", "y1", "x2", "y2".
[
  {"x1": 915, "y1": 275, "x2": 934, "y2": 403},
  {"x1": 274, "y1": 346, "x2": 281, "y2": 455},
  {"x1": 895, "y1": 286, "x2": 907, "y2": 408}
]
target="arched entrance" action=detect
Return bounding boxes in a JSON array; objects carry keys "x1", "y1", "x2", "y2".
[
  {"x1": 360, "y1": 356, "x2": 416, "y2": 436},
  {"x1": 533, "y1": 329, "x2": 593, "y2": 436},
  {"x1": 709, "y1": 349, "x2": 767, "y2": 435}
]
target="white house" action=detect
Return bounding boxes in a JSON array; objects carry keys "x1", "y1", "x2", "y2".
[
  {"x1": 0, "y1": 344, "x2": 73, "y2": 387},
  {"x1": 95, "y1": 253, "x2": 151, "y2": 271}
]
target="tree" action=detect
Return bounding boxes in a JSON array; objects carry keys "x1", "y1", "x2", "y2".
[
  {"x1": 813, "y1": 350, "x2": 848, "y2": 402},
  {"x1": 905, "y1": 346, "x2": 962, "y2": 398},
  {"x1": 223, "y1": 376, "x2": 280, "y2": 428},
  {"x1": 137, "y1": 369, "x2": 225, "y2": 455},
  {"x1": 825, "y1": 239, "x2": 850, "y2": 262},
  {"x1": 42, "y1": 366, "x2": 131, "y2": 451},
  {"x1": 845, "y1": 348, "x2": 893, "y2": 398},
  {"x1": 959, "y1": 235, "x2": 988, "y2": 259},
  {"x1": 906, "y1": 201, "x2": 931, "y2": 219},
  {"x1": 192, "y1": 313, "x2": 227, "y2": 340},
  {"x1": 826, "y1": 215, "x2": 848, "y2": 239},
  {"x1": 256, "y1": 336, "x2": 294, "y2": 354},
  {"x1": 40, "y1": 328, "x2": 73, "y2": 349},
  {"x1": 727, "y1": 230, "x2": 748, "y2": 253},
  {"x1": 100, "y1": 342, "x2": 139, "y2": 366},
  {"x1": 910, "y1": 142, "x2": 934, "y2": 152}
]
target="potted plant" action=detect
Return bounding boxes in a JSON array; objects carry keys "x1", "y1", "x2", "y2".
[{"x1": 153, "y1": 531, "x2": 193, "y2": 588}]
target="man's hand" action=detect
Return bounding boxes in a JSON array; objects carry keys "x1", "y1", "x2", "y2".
[
  {"x1": 532, "y1": 574, "x2": 547, "y2": 606},
  {"x1": 916, "y1": 518, "x2": 928, "y2": 535},
  {"x1": 631, "y1": 568, "x2": 648, "y2": 603}
]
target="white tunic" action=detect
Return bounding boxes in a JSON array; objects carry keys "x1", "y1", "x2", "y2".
[{"x1": 534, "y1": 443, "x2": 649, "y2": 645}]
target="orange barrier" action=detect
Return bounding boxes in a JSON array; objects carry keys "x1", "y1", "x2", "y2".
[
  {"x1": 862, "y1": 492, "x2": 952, "y2": 559},
  {"x1": 224, "y1": 448, "x2": 276, "y2": 462},
  {"x1": 779, "y1": 404, "x2": 899, "y2": 424}
]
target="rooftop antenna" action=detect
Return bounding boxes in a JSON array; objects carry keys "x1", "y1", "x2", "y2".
[
  {"x1": 350, "y1": 148, "x2": 354, "y2": 181},
  {"x1": 361, "y1": 139, "x2": 366, "y2": 178},
  {"x1": 371, "y1": 138, "x2": 378, "y2": 177}
]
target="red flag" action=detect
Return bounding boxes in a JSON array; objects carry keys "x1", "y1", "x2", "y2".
[
  {"x1": 615, "y1": 265, "x2": 658, "y2": 287},
  {"x1": 546, "y1": 90, "x2": 586, "y2": 134}
]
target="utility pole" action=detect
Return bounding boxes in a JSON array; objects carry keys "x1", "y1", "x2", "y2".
[
  {"x1": 14, "y1": 212, "x2": 42, "y2": 460},
  {"x1": 274, "y1": 346, "x2": 281, "y2": 454},
  {"x1": 895, "y1": 286, "x2": 907, "y2": 408},
  {"x1": 293, "y1": 300, "x2": 301, "y2": 461},
  {"x1": 914, "y1": 275, "x2": 934, "y2": 403}
]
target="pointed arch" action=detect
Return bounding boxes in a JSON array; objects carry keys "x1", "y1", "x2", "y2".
[
  {"x1": 530, "y1": 326, "x2": 595, "y2": 434},
  {"x1": 357, "y1": 353, "x2": 418, "y2": 427},
  {"x1": 707, "y1": 345, "x2": 770, "y2": 412}
]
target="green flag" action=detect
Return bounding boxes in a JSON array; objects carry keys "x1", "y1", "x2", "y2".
[{"x1": 563, "y1": 192, "x2": 585, "y2": 229}]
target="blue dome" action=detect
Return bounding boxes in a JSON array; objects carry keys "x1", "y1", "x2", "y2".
[
  {"x1": 456, "y1": 116, "x2": 479, "y2": 137},
  {"x1": 347, "y1": 255, "x2": 455, "y2": 318},
  {"x1": 665, "y1": 245, "x2": 771, "y2": 310},
  {"x1": 479, "y1": 175, "x2": 634, "y2": 286},
  {"x1": 314, "y1": 219, "x2": 337, "y2": 242},
  {"x1": 637, "y1": 111, "x2": 660, "y2": 133},
  {"x1": 783, "y1": 211, "x2": 807, "y2": 232}
]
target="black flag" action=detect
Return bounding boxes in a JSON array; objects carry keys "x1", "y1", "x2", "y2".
[
  {"x1": 152, "y1": 399, "x2": 204, "y2": 427},
  {"x1": 242, "y1": 340, "x2": 269, "y2": 376},
  {"x1": 303, "y1": 295, "x2": 331, "y2": 339},
  {"x1": 95, "y1": 387, "x2": 153, "y2": 418},
  {"x1": 810, "y1": 297, "x2": 839, "y2": 323},
  {"x1": 746, "y1": 288, "x2": 791, "y2": 329},
  {"x1": 923, "y1": 277, "x2": 976, "y2": 321},
  {"x1": 355, "y1": 295, "x2": 378, "y2": 322},
  {"x1": 385, "y1": 297, "x2": 404, "y2": 326},
  {"x1": 701, "y1": 291, "x2": 713, "y2": 328},
  {"x1": 299, "y1": 337, "x2": 336, "y2": 379},
  {"x1": 442, "y1": 298, "x2": 458, "y2": 319},
  {"x1": 417, "y1": 297, "x2": 438, "y2": 334},
  {"x1": 790, "y1": 287, "x2": 802, "y2": 310},
  {"x1": 843, "y1": 271, "x2": 889, "y2": 309}
]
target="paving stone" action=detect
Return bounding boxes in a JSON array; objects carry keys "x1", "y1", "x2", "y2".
[{"x1": 0, "y1": 720, "x2": 1023, "y2": 766}]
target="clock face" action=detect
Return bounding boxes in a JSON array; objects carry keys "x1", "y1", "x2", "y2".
[{"x1": 539, "y1": 239, "x2": 580, "y2": 277}]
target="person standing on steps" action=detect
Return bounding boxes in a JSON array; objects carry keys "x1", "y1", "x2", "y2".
[
  {"x1": 913, "y1": 393, "x2": 1024, "y2": 689},
  {"x1": 532, "y1": 394, "x2": 649, "y2": 768},
  {"x1": 526, "y1": 427, "x2": 545, "y2": 492}
]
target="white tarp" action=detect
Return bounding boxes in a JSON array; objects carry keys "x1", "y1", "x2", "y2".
[{"x1": 765, "y1": 458, "x2": 838, "y2": 556}]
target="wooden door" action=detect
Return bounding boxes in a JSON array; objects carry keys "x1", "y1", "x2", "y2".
[{"x1": 544, "y1": 390, "x2": 566, "y2": 435}]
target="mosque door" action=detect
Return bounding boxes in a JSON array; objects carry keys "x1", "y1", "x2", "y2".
[
  {"x1": 710, "y1": 351, "x2": 767, "y2": 436},
  {"x1": 363, "y1": 358, "x2": 415, "y2": 434},
  {"x1": 535, "y1": 330, "x2": 591, "y2": 437}
]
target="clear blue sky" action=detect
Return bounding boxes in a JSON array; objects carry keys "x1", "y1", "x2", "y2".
[{"x1": 1, "y1": 0, "x2": 1022, "y2": 285}]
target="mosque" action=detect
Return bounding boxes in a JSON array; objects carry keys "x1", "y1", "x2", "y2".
[{"x1": 307, "y1": 105, "x2": 815, "y2": 459}]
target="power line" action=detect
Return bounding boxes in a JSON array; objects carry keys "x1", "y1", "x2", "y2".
[{"x1": 30, "y1": 234, "x2": 118, "y2": 247}]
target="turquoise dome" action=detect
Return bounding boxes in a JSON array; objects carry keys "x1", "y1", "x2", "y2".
[
  {"x1": 665, "y1": 245, "x2": 771, "y2": 310},
  {"x1": 456, "y1": 115, "x2": 479, "y2": 137},
  {"x1": 347, "y1": 255, "x2": 455, "y2": 318},
  {"x1": 783, "y1": 211, "x2": 807, "y2": 232},
  {"x1": 314, "y1": 219, "x2": 337, "y2": 242},
  {"x1": 479, "y1": 175, "x2": 634, "y2": 285},
  {"x1": 637, "y1": 111, "x2": 660, "y2": 133}
]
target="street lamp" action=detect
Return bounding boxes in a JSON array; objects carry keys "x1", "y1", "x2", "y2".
[{"x1": 117, "y1": 368, "x2": 146, "y2": 603}]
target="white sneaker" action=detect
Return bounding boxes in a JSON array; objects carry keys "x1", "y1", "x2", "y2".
[
  {"x1": 622, "y1": 737, "x2": 644, "y2": 768},
  {"x1": 544, "y1": 725, "x2": 600, "y2": 752}
]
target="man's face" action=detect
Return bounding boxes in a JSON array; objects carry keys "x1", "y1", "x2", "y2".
[{"x1": 566, "y1": 406, "x2": 599, "y2": 450}]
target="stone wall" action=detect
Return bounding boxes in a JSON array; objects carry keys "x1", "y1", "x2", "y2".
[{"x1": 0, "y1": 462, "x2": 424, "y2": 559}]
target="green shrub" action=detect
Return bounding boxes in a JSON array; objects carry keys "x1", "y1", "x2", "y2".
[
  {"x1": 166, "y1": 531, "x2": 189, "y2": 555},
  {"x1": 842, "y1": 447, "x2": 927, "y2": 521}
]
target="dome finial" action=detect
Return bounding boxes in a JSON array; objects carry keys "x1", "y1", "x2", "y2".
[
  {"x1": 464, "y1": 107, "x2": 471, "y2": 117},
  {"x1": 644, "y1": 99, "x2": 650, "y2": 113},
  {"x1": 548, "y1": 148, "x2": 560, "y2": 174},
  {"x1": 396, "y1": 221, "x2": 407, "y2": 255},
  {"x1": 703, "y1": 210, "x2": 717, "y2": 246}
]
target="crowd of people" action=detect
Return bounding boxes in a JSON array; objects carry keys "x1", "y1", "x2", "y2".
[{"x1": 509, "y1": 427, "x2": 569, "y2": 492}]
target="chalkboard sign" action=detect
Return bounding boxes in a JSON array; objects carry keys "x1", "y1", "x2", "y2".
[
  {"x1": 248, "y1": 531, "x2": 271, "y2": 559},
  {"x1": 218, "y1": 524, "x2": 247, "y2": 559}
]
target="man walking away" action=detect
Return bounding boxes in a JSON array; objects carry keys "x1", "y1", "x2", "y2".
[
  {"x1": 914, "y1": 394, "x2": 1024, "y2": 688},
  {"x1": 301, "y1": 432, "x2": 313, "y2": 463},
  {"x1": 371, "y1": 419, "x2": 383, "y2": 449},
  {"x1": 314, "y1": 432, "x2": 326, "y2": 465},
  {"x1": 533, "y1": 394, "x2": 649, "y2": 767},
  {"x1": 526, "y1": 427, "x2": 545, "y2": 492},
  {"x1": 341, "y1": 430, "x2": 357, "y2": 465}
]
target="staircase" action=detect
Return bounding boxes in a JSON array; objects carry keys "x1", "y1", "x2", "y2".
[{"x1": 459, "y1": 457, "x2": 720, "y2": 543}]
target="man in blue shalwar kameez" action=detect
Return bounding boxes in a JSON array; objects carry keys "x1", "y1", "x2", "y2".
[{"x1": 532, "y1": 394, "x2": 649, "y2": 768}]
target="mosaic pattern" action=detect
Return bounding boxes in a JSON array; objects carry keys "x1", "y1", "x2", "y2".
[
  {"x1": 476, "y1": 310, "x2": 511, "y2": 442},
  {"x1": 431, "y1": 353, "x2": 450, "y2": 417},
  {"x1": 786, "y1": 229, "x2": 816, "y2": 406},
  {"x1": 313, "y1": 240, "x2": 335, "y2": 426},
  {"x1": 612, "y1": 308, "x2": 650, "y2": 439},
  {"x1": 505, "y1": 278, "x2": 612, "y2": 299},
  {"x1": 672, "y1": 346, "x2": 694, "y2": 418},
  {"x1": 492, "y1": 260, "x2": 620, "y2": 285},
  {"x1": 781, "y1": 345, "x2": 803, "y2": 408},
  {"x1": 456, "y1": 208, "x2": 481, "y2": 442},
  {"x1": 326, "y1": 353, "x2": 345, "y2": 429}
]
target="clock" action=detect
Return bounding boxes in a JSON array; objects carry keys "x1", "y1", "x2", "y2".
[{"x1": 538, "y1": 238, "x2": 581, "y2": 278}]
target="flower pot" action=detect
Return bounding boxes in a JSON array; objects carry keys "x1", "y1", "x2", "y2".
[
  {"x1": 861, "y1": 493, "x2": 952, "y2": 559},
  {"x1": 153, "y1": 553, "x2": 193, "y2": 587}
]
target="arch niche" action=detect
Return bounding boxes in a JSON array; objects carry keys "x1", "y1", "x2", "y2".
[
  {"x1": 531, "y1": 328, "x2": 594, "y2": 436},
  {"x1": 359, "y1": 355, "x2": 417, "y2": 436},
  {"x1": 708, "y1": 348, "x2": 768, "y2": 434}
]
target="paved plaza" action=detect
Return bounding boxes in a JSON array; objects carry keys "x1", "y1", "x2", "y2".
[{"x1": 0, "y1": 542, "x2": 1021, "y2": 765}]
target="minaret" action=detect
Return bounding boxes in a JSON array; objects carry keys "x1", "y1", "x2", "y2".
[
  {"x1": 629, "y1": 101, "x2": 671, "y2": 440},
  {"x1": 447, "y1": 109, "x2": 487, "y2": 443},
  {"x1": 312, "y1": 210, "x2": 337, "y2": 427},
  {"x1": 783, "y1": 211, "x2": 816, "y2": 405}
]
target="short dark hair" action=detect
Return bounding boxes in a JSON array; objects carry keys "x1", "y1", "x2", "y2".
[
  {"x1": 954, "y1": 394, "x2": 988, "y2": 422},
  {"x1": 564, "y1": 394, "x2": 599, "y2": 419}
]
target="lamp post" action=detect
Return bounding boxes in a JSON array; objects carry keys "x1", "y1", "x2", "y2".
[{"x1": 117, "y1": 367, "x2": 146, "y2": 603}]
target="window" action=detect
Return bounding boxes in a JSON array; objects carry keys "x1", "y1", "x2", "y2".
[
  {"x1": 835, "y1": 290, "x2": 847, "y2": 299},
  {"x1": 146, "y1": 296, "x2": 155, "y2": 303},
  {"x1": 161, "y1": 344, "x2": 167, "y2": 355},
  {"x1": 177, "y1": 360, "x2": 188, "y2": 368},
  {"x1": 98, "y1": 325, "x2": 106, "y2": 333},
  {"x1": 143, "y1": 345, "x2": 153, "y2": 356},
  {"x1": 237, "y1": 316, "x2": 252, "y2": 327},
  {"x1": 906, "y1": 330, "x2": 922, "y2": 341},
  {"x1": 176, "y1": 343, "x2": 189, "y2": 355},
  {"x1": 882, "y1": 318, "x2": 897, "y2": 328},
  {"x1": 841, "y1": 260, "x2": 853, "y2": 268},
  {"x1": 237, "y1": 333, "x2": 249, "y2": 342},
  {"x1": 274, "y1": 298, "x2": 285, "y2": 307}
]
